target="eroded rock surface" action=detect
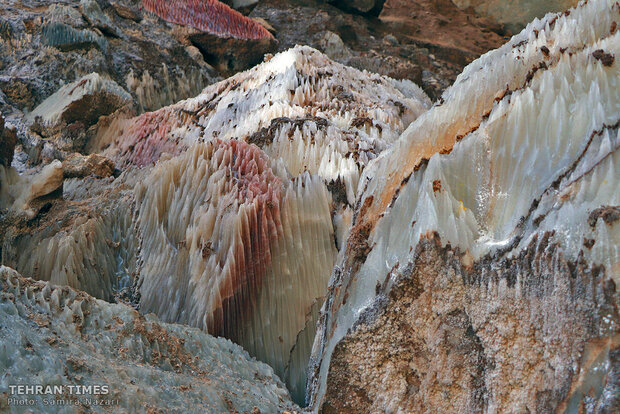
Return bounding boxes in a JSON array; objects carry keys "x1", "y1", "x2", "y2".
[
  {"x1": 0, "y1": 0, "x2": 217, "y2": 120},
  {"x1": 309, "y1": 0, "x2": 620, "y2": 411},
  {"x1": 0, "y1": 266, "x2": 299, "y2": 413}
]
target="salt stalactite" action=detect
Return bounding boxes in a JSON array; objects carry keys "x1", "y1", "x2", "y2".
[
  {"x1": 27, "y1": 72, "x2": 132, "y2": 128},
  {"x1": 0, "y1": 267, "x2": 299, "y2": 413},
  {"x1": 141, "y1": 0, "x2": 274, "y2": 40},
  {"x1": 309, "y1": 0, "x2": 620, "y2": 411},
  {"x1": 135, "y1": 139, "x2": 337, "y2": 403}
]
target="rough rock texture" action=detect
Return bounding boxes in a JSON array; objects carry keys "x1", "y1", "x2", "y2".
[
  {"x1": 451, "y1": 0, "x2": 580, "y2": 32},
  {"x1": 0, "y1": 0, "x2": 217, "y2": 120},
  {"x1": 188, "y1": 32, "x2": 277, "y2": 76},
  {"x1": 2, "y1": 45, "x2": 429, "y2": 406},
  {"x1": 0, "y1": 266, "x2": 299, "y2": 413},
  {"x1": 0, "y1": 170, "x2": 138, "y2": 300},
  {"x1": 134, "y1": 140, "x2": 337, "y2": 404},
  {"x1": 309, "y1": 0, "x2": 620, "y2": 411},
  {"x1": 62, "y1": 153, "x2": 115, "y2": 178},
  {"x1": 27, "y1": 73, "x2": 132, "y2": 128},
  {"x1": 250, "y1": 0, "x2": 509, "y2": 100},
  {"x1": 0, "y1": 0, "x2": 221, "y2": 171},
  {"x1": 142, "y1": 0, "x2": 274, "y2": 39}
]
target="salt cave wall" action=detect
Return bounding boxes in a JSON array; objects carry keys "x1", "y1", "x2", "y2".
[
  {"x1": 4, "y1": 46, "x2": 428, "y2": 404},
  {"x1": 134, "y1": 139, "x2": 337, "y2": 403},
  {"x1": 0, "y1": 266, "x2": 299, "y2": 413},
  {"x1": 451, "y1": 0, "x2": 580, "y2": 31},
  {"x1": 123, "y1": 48, "x2": 429, "y2": 403},
  {"x1": 309, "y1": 0, "x2": 620, "y2": 412}
]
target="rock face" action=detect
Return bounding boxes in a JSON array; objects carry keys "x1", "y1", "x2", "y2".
[
  {"x1": 451, "y1": 0, "x2": 580, "y2": 32},
  {"x1": 3, "y1": 46, "x2": 429, "y2": 405},
  {"x1": 0, "y1": 0, "x2": 217, "y2": 117},
  {"x1": 27, "y1": 73, "x2": 132, "y2": 128},
  {"x1": 0, "y1": 266, "x2": 299, "y2": 413},
  {"x1": 308, "y1": 0, "x2": 620, "y2": 412},
  {"x1": 141, "y1": 0, "x2": 273, "y2": 39}
]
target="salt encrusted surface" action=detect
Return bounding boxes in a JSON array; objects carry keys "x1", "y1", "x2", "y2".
[
  {"x1": 134, "y1": 139, "x2": 337, "y2": 403},
  {"x1": 27, "y1": 73, "x2": 132, "y2": 128},
  {"x1": 0, "y1": 266, "x2": 299, "y2": 413},
  {"x1": 93, "y1": 45, "x2": 430, "y2": 204},
  {"x1": 1, "y1": 47, "x2": 430, "y2": 404},
  {"x1": 309, "y1": 0, "x2": 620, "y2": 411}
]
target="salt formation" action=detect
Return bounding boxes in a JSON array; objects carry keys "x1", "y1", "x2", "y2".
[
  {"x1": 125, "y1": 65, "x2": 211, "y2": 113},
  {"x1": 1, "y1": 173, "x2": 138, "y2": 301},
  {"x1": 27, "y1": 72, "x2": 132, "y2": 128},
  {"x1": 135, "y1": 139, "x2": 337, "y2": 402},
  {"x1": 0, "y1": 266, "x2": 299, "y2": 413},
  {"x1": 309, "y1": 0, "x2": 620, "y2": 411},
  {"x1": 85, "y1": 46, "x2": 429, "y2": 403},
  {"x1": 94, "y1": 45, "x2": 429, "y2": 203},
  {"x1": 0, "y1": 160, "x2": 63, "y2": 215},
  {"x1": 2, "y1": 45, "x2": 429, "y2": 405},
  {"x1": 451, "y1": 0, "x2": 579, "y2": 31},
  {"x1": 141, "y1": 0, "x2": 274, "y2": 39}
]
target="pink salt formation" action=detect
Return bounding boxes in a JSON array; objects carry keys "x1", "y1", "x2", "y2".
[{"x1": 142, "y1": 0, "x2": 274, "y2": 40}]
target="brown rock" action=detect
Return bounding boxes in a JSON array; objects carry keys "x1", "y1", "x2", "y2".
[
  {"x1": 62, "y1": 153, "x2": 115, "y2": 178},
  {"x1": 592, "y1": 49, "x2": 615, "y2": 67},
  {"x1": 110, "y1": 2, "x2": 141, "y2": 22}
]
